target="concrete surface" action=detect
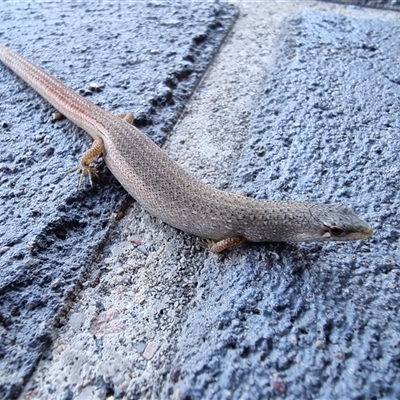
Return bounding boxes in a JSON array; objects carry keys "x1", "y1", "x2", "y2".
[
  {"x1": 0, "y1": 2, "x2": 237, "y2": 399},
  {"x1": 1, "y1": 1, "x2": 399, "y2": 400},
  {"x1": 323, "y1": 0, "x2": 400, "y2": 10}
]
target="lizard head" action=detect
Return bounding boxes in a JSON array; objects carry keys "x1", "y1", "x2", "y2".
[{"x1": 308, "y1": 203, "x2": 373, "y2": 241}]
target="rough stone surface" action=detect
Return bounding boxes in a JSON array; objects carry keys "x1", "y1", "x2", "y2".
[
  {"x1": 322, "y1": 0, "x2": 400, "y2": 10},
  {"x1": 172, "y1": 10, "x2": 400, "y2": 400},
  {"x1": 0, "y1": 2, "x2": 237, "y2": 399},
  {"x1": 2, "y1": 1, "x2": 400, "y2": 400}
]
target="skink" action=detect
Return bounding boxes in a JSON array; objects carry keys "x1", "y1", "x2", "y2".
[{"x1": 0, "y1": 44, "x2": 373, "y2": 252}]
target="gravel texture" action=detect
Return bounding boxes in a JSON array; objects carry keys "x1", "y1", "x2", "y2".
[
  {"x1": 173, "y1": 9, "x2": 400, "y2": 400},
  {"x1": 0, "y1": 2, "x2": 237, "y2": 398},
  {"x1": 1, "y1": 1, "x2": 399, "y2": 400},
  {"x1": 322, "y1": 0, "x2": 400, "y2": 10}
]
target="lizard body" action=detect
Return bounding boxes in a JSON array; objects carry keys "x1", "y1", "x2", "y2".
[{"x1": 0, "y1": 44, "x2": 372, "y2": 252}]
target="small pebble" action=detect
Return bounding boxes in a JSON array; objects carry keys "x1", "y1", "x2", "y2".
[{"x1": 142, "y1": 341, "x2": 160, "y2": 360}]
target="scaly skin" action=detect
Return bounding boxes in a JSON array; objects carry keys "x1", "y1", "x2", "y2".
[{"x1": 0, "y1": 44, "x2": 373, "y2": 252}]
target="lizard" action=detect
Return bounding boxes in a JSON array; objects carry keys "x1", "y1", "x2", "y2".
[{"x1": 0, "y1": 44, "x2": 373, "y2": 253}]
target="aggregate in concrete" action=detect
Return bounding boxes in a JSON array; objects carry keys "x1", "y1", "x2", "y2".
[
  {"x1": 0, "y1": 2, "x2": 238, "y2": 399},
  {"x1": 3, "y1": 2, "x2": 400, "y2": 400},
  {"x1": 23, "y1": 4, "x2": 399, "y2": 399},
  {"x1": 323, "y1": 0, "x2": 400, "y2": 11},
  {"x1": 166, "y1": 10, "x2": 400, "y2": 400}
]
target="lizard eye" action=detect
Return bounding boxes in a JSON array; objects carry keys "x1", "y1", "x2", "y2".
[{"x1": 329, "y1": 226, "x2": 344, "y2": 236}]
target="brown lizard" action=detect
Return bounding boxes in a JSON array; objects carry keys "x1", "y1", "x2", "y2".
[{"x1": 0, "y1": 44, "x2": 373, "y2": 252}]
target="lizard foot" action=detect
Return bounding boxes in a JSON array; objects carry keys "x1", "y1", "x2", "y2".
[
  {"x1": 201, "y1": 236, "x2": 247, "y2": 253},
  {"x1": 67, "y1": 136, "x2": 104, "y2": 187},
  {"x1": 67, "y1": 164, "x2": 99, "y2": 187}
]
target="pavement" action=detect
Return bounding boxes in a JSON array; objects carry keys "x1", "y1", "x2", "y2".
[{"x1": 0, "y1": 1, "x2": 399, "y2": 400}]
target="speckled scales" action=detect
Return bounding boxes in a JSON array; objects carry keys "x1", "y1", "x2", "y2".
[{"x1": 0, "y1": 44, "x2": 373, "y2": 248}]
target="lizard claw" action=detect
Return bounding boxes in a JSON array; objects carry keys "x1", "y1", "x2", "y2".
[
  {"x1": 67, "y1": 164, "x2": 99, "y2": 187},
  {"x1": 200, "y1": 238, "x2": 216, "y2": 251},
  {"x1": 67, "y1": 136, "x2": 104, "y2": 187}
]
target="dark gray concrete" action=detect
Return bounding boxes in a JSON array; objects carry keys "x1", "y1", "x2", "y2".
[
  {"x1": 0, "y1": 2, "x2": 237, "y2": 399},
  {"x1": 323, "y1": 0, "x2": 400, "y2": 10},
  {"x1": 166, "y1": 10, "x2": 400, "y2": 400}
]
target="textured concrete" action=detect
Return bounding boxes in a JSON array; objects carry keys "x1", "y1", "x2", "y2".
[
  {"x1": 174, "y1": 9, "x2": 400, "y2": 400},
  {"x1": 1, "y1": 1, "x2": 399, "y2": 400},
  {"x1": 322, "y1": 0, "x2": 400, "y2": 10},
  {"x1": 0, "y1": 2, "x2": 237, "y2": 399},
  {"x1": 165, "y1": 6, "x2": 400, "y2": 400}
]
